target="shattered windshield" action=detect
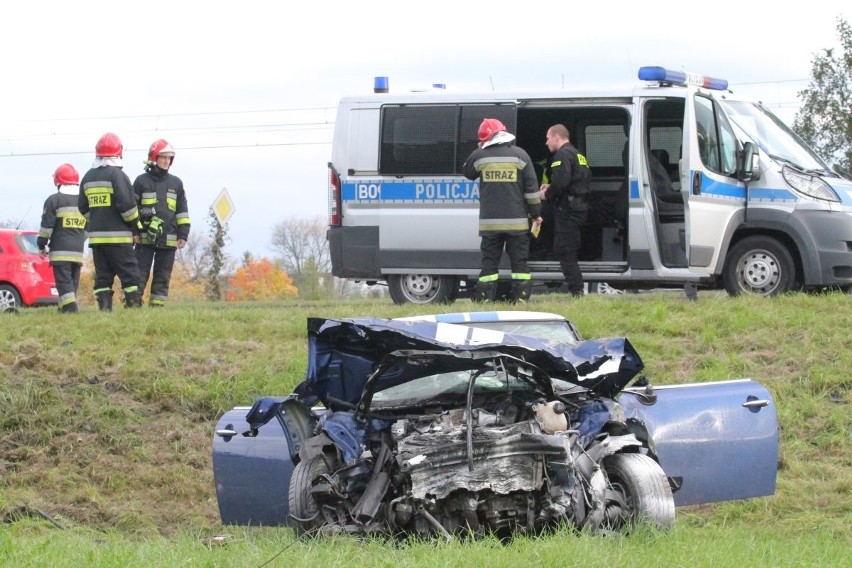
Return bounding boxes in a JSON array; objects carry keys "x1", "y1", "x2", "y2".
[
  {"x1": 372, "y1": 363, "x2": 544, "y2": 409},
  {"x1": 721, "y1": 100, "x2": 833, "y2": 174}
]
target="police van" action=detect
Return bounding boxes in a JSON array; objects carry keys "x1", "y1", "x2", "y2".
[{"x1": 326, "y1": 67, "x2": 852, "y2": 304}]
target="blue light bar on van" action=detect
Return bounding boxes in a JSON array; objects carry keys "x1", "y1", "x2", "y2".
[
  {"x1": 374, "y1": 76, "x2": 389, "y2": 94},
  {"x1": 638, "y1": 66, "x2": 728, "y2": 91}
]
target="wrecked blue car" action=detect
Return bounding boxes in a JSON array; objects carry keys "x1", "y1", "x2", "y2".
[{"x1": 212, "y1": 314, "x2": 778, "y2": 538}]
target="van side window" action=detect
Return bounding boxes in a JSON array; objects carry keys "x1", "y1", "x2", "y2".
[
  {"x1": 694, "y1": 96, "x2": 737, "y2": 177},
  {"x1": 379, "y1": 104, "x2": 515, "y2": 175},
  {"x1": 584, "y1": 125, "x2": 626, "y2": 175}
]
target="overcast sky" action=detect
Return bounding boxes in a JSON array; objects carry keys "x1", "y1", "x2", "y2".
[{"x1": 1, "y1": 1, "x2": 849, "y2": 258}]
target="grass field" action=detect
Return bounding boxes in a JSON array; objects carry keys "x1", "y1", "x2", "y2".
[{"x1": 1, "y1": 291, "x2": 850, "y2": 567}]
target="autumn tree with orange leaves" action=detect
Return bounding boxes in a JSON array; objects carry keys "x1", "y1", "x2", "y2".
[{"x1": 225, "y1": 257, "x2": 298, "y2": 301}]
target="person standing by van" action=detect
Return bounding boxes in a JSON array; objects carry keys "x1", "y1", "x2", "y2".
[
  {"x1": 78, "y1": 132, "x2": 142, "y2": 311},
  {"x1": 37, "y1": 164, "x2": 87, "y2": 313},
  {"x1": 540, "y1": 124, "x2": 590, "y2": 298},
  {"x1": 463, "y1": 118, "x2": 542, "y2": 303},
  {"x1": 134, "y1": 139, "x2": 191, "y2": 307}
]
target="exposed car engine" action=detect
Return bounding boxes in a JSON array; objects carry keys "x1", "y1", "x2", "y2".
[{"x1": 288, "y1": 352, "x2": 675, "y2": 539}]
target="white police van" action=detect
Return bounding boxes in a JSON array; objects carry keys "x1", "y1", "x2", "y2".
[{"x1": 326, "y1": 67, "x2": 852, "y2": 304}]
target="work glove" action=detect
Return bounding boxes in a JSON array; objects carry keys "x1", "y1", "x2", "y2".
[{"x1": 146, "y1": 215, "x2": 164, "y2": 245}]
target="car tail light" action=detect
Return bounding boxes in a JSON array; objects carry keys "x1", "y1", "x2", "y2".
[{"x1": 328, "y1": 163, "x2": 341, "y2": 227}]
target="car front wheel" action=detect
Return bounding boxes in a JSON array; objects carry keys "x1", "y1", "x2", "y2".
[
  {"x1": 602, "y1": 453, "x2": 675, "y2": 530},
  {"x1": 288, "y1": 454, "x2": 331, "y2": 538}
]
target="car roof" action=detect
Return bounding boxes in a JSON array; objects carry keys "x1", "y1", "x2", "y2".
[
  {"x1": 394, "y1": 311, "x2": 568, "y2": 324},
  {"x1": 297, "y1": 317, "x2": 643, "y2": 408}
]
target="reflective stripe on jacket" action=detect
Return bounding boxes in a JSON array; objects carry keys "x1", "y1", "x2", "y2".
[
  {"x1": 38, "y1": 192, "x2": 87, "y2": 263},
  {"x1": 78, "y1": 165, "x2": 139, "y2": 246},
  {"x1": 463, "y1": 142, "x2": 541, "y2": 235},
  {"x1": 133, "y1": 168, "x2": 191, "y2": 249}
]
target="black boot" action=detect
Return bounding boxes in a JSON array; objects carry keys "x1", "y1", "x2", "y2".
[
  {"x1": 511, "y1": 280, "x2": 533, "y2": 304},
  {"x1": 96, "y1": 292, "x2": 113, "y2": 312},
  {"x1": 124, "y1": 291, "x2": 142, "y2": 308},
  {"x1": 60, "y1": 301, "x2": 79, "y2": 313},
  {"x1": 472, "y1": 281, "x2": 497, "y2": 303}
]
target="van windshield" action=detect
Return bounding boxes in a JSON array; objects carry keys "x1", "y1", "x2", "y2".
[{"x1": 720, "y1": 101, "x2": 834, "y2": 175}]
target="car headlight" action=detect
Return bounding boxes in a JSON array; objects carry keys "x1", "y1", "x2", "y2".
[{"x1": 782, "y1": 166, "x2": 840, "y2": 202}]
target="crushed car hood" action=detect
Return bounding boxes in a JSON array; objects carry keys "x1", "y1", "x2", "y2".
[{"x1": 295, "y1": 317, "x2": 644, "y2": 407}]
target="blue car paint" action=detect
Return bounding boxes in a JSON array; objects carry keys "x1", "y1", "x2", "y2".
[
  {"x1": 213, "y1": 377, "x2": 779, "y2": 526},
  {"x1": 620, "y1": 380, "x2": 778, "y2": 507},
  {"x1": 299, "y1": 317, "x2": 643, "y2": 406},
  {"x1": 213, "y1": 408, "x2": 295, "y2": 526},
  {"x1": 212, "y1": 316, "x2": 779, "y2": 526}
]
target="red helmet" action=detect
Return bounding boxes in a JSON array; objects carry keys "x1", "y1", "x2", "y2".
[
  {"x1": 478, "y1": 118, "x2": 507, "y2": 142},
  {"x1": 53, "y1": 163, "x2": 79, "y2": 186},
  {"x1": 95, "y1": 132, "x2": 123, "y2": 158},
  {"x1": 148, "y1": 139, "x2": 175, "y2": 164}
]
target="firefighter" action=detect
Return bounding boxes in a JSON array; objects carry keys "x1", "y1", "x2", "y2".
[
  {"x1": 462, "y1": 118, "x2": 542, "y2": 303},
  {"x1": 133, "y1": 139, "x2": 191, "y2": 307},
  {"x1": 78, "y1": 132, "x2": 142, "y2": 311},
  {"x1": 37, "y1": 164, "x2": 87, "y2": 313}
]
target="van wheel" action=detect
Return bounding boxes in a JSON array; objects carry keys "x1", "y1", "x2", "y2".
[
  {"x1": 388, "y1": 274, "x2": 458, "y2": 305},
  {"x1": 0, "y1": 284, "x2": 22, "y2": 311},
  {"x1": 723, "y1": 236, "x2": 795, "y2": 296},
  {"x1": 589, "y1": 282, "x2": 625, "y2": 295}
]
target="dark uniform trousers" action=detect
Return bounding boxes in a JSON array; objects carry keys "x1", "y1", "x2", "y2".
[
  {"x1": 480, "y1": 231, "x2": 531, "y2": 278},
  {"x1": 136, "y1": 246, "x2": 177, "y2": 305},
  {"x1": 92, "y1": 245, "x2": 140, "y2": 301},
  {"x1": 53, "y1": 262, "x2": 82, "y2": 306},
  {"x1": 554, "y1": 209, "x2": 587, "y2": 295}
]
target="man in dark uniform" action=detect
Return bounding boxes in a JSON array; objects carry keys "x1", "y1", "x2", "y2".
[
  {"x1": 134, "y1": 139, "x2": 191, "y2": 307},
  {"x1": 38, "y1": 164, "x2": 87, "y2": 313},
  {"x1": 463, "y1": 118, "x2": 542, "y2": 303},
  {"x1": 540, "y1": 124, "x2": 590, "y2": 298},
  {"x1": 78, "y1": 132, "x2": 142, "y2": 311}
]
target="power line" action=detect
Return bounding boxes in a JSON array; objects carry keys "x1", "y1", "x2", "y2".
[
  {"x1": 0, "y1": 140, "x2": 331, "y2": 159},
  {"x1": 4, "y1": 121, "x2": 335, "y2": 142},
  {"x1": 9, "y1": 106, "x2": 339, "y2": 124}
]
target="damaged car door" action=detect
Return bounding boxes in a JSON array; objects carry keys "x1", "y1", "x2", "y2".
[{"x1": 212, "y1": 316, "x2": 778, "y2": 533}]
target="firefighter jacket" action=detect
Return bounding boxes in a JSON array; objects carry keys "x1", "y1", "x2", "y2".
[
  {"x1": 79, "y1": 165, "x2": 140, "y2": 246},
  {"x1": 133, "y1": 167, "x2": 191, "y2": 248},
  {"x1": 462, "y1": 142, "x2": 541, "y2": 235},
  {"x1": 37, "y1": 190, "x2": 87, "y2": 263},
  {"x1": 546, "y1": 142, "x2": 591, "y2": 214}
]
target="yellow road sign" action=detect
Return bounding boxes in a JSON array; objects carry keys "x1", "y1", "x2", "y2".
[{"x1": 212, "y1": 187, "x2": 235, "y2": 225}]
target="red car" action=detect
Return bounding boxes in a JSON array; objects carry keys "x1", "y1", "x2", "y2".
[{"x1": 0, "y1": 228, "x2": 59, "y2": 310}]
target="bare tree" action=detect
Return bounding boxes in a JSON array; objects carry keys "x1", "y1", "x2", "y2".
[
  {"x1": 271, "y1": 215, "x2": 336, "y2": 299},
  {"x1": 176, "y1": 231, "x2": 214, "y2": 282}
]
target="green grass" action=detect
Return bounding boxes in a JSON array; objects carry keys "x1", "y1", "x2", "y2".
[{"x1": 1, "y1": 292, "x2": 850, "y2": 566}]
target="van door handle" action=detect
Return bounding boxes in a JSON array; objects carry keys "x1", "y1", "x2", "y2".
[{"x1": 692, "y1": 172, "x2": 702, "y2": 195}]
